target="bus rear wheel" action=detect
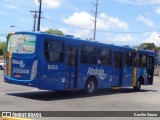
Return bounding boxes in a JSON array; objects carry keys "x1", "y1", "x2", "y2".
[
  {"x1": 133, "y1": 80, "x2": 141, "y2": 92},
  {"x1": 0, "y1": 66, "x2": 2, "y2": 70},
  {"x1": 85, "y1": 78, "x2": 97, "y2": 95}
]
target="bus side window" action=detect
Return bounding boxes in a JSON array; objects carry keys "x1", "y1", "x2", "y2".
[
  {"x1": 44, "y1": 40, "x2": 50, "y2": 61},
  {"x1": 133, "y1": 52, "x2": 140, "y2": 67},
  {"x1": 98, "y1": 47, "x2": 112, "y2": 65},
  {"x1": 125, "y1": 51, "x2": 132, "y2": 67},
  {"x1": 44, "y1": 40, "x2": 64, "y2": 63},
  {"x1": 81, "y1": 45, "x2": 97, "y2": 64},
  {"x1": 114, "y1": 52, "x2": 122, "y2": 68},
  {"x1": 67, "y1": 47, "x2": 77, "y2": 66},
  {"x1": 140, "y1": 54, "x2": 147, "y2": 68}
]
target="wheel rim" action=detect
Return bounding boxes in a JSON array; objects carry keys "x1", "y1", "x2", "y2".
[{"x1": 87, "y1": 81, "x2": 95, "y2": 93}]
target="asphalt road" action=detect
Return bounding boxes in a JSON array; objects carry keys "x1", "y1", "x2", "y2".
[{"x1": 0, "y1": 70, "x2": 160, "y2": 120}]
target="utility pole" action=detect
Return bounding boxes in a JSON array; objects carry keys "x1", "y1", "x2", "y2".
[
  {"x1": 30, "y1": 10, "x2": 38, "y2": 32},
  {"x1": 91, "y1": 0, "x2": 99, "y2": 40},
  {"x1": 37, "y1": 0, "x2": 42, "y2": 31}
]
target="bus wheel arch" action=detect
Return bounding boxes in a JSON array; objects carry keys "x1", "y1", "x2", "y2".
[
  {"x1": 133, "y1": 76, "x2": 144, "y2": 91},
  {"x1": 85, "y1": 76, "x2": 97, "y2": 95}
]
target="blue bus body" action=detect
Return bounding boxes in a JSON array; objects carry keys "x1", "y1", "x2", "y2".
[{"x1": 4, "y1": 32, "x2": 156, "y2": 93}]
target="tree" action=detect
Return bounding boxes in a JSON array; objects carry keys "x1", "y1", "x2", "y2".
[
  {"x1": 0, "y1": 41, "x2": 6, "y2": 50},
  {"x1": 45, "y1": 29, "x2": 64, "y2": 36},
  {"x1": 138, "y1": 43, "x2": 156, "y2": 50},
  {"x1": 0, "y1": 41, "x2": 6, "y2": 57},
  {"x1": 155, "y1": 47, "x2": 160, "y2": 50}
]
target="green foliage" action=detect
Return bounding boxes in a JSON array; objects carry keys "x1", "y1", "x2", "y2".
[
  {"x1": 0, "y1": 41, "x2": 6, "y2": 50},
  {"x1": 155, "y1": 47, "x2": 160, "y2": 50},
  {"x1": 45, "y1": 29, "x2": 64, "y2": 36},
  {"x1": 138, "y1": 43, "x2": 156, "y2": 50},
  {"x1": 0, "y1": 41, "x2": 7, "y2": 57}
]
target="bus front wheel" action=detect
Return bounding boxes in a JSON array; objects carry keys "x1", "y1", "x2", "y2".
[
  {"x1": 133, "y1": 80, "x2": 141, "y2": 92},
  {"x1": 85, "y1": 78, "x2": 97, "y2": 95}
]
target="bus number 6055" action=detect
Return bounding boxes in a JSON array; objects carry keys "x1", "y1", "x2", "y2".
[{"x1": 48, "y1": 65, "x2": 58, "y2": 70}]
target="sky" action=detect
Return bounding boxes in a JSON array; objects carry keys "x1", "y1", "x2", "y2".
[{"x1": 0, "y1": 0, "x2": 160, "y2": 46}]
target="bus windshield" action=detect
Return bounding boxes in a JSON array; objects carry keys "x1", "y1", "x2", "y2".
[{"x1": 7, "y1": 34, "x2": 36, "y2": 54}]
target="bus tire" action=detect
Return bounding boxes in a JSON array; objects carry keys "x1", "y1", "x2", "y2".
[
  {"x1": 0, "y1": 66, "x2": 2, "y2": 70},
  {"x1": 85, "y1": 78, "x2": 97, "y2": 95},
  {"x1": 133, "y1": 79, "x2": 141, "y2": 92}
]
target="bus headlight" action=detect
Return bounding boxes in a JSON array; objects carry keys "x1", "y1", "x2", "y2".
[{"x1": 30, "y1": 60, "x2": 38, "y2": 80}]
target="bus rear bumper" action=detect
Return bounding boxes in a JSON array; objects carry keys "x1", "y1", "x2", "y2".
[{"x1": 4, "y1": 75, "x2": 36, "y2": 87}]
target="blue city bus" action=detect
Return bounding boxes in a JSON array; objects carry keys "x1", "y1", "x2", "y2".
[{"x1": 4, "y1": 32, "x2": 156, "y2": 94}]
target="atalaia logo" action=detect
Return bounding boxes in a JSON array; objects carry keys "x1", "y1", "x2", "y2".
[
  {"x1": 12, "y1": 59, "x2": 25, "y2": 68},
  {"x1": 87, "y1": 67, "x2": 107, "y2": 80}
]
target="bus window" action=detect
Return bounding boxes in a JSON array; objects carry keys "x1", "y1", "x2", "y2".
[
  {"x1": 8, "y1": 34, "x2": 36, "y2": 54},
  {"x1": 81, "y1": 45, "x2": 97, "y2": 64},
  {"x1": 148, "y1": 56, "x2": 154, "y2": 84},
  {"x1": 125, "y1": 51, "x2": 132, "y2": 67},
  {"x1": 114, "y1": 52, "x2": 123, "y2": 68},
  {"x1": 133, "y1": 52, "x2": 140, "y2": 67},
  {"x1": 140, "y1": 54, "x2": 147, "y2": 68},
  {"x1": 67, "y1": 46, "x2": 77, "y2": 66},
  {"x1": 98, "y1": 47, "x2": 112, "y2": 65},
  {"x1": 45, "y1": 40, "x2": 64, "y2": 62}
]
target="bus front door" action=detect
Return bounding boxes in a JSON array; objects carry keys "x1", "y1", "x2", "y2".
[
  {"x1": 65, "y1": 45, "x2": 78, "y2": 89},
  {"x1": 147, "y1": 56, "x2": 154, "y2": 84},
  {"x1": 112, "y1": 52, "x2": 124, "y2": 87}
]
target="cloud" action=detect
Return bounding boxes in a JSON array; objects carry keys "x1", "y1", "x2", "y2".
[
  {"x1": 0, "y1": 2, "x2": 20, "y2": 10},
  {"x1": 40, "y1": 26, "x2": 50, "y2": 31},
  {"x1": 102, "y1": 34, "x2": 137, "y2": 46},
  {"x1": 63, "y1": 11, "x2": 93, "y2": 29},
  {"x1": 59, "y1": 28, "x2": 69, "y2": 34},
  {"x1": 156, "y1": 7, "x2": 160, "y2": 14},
  {"x1": 60, "y1": 27, "x2": 92, "y2": 39},
  {"x1": 7, "y1": 4, "x2": 19, "y2": 9},
  {"x1": 34, "y1": 0, "x2": 60, "y2": 9},
  {"x1": 118, "y1": 0, "x2": 160, "y2": 5},
  {"x1": 73, "y1": 29, "x2": 91, "y2": 39},
  {"x1": 136, "y1": 15, "x2": 154, "y2": 27},
  {"x1": 63, "y1": 11, "x2": 128, "y2": 30},
  {"x1": 62, "y1": 11, "x2": 128, "y2": 40},
  {"x1": 143, "y1": 32, "x2": 160, "y2": 46},
  {"x1": 102, "y1": 32, "x2": 160, "y2": 47},
  {"x1": 98, "y1": 13, "x2": 128, "y2": 30}
]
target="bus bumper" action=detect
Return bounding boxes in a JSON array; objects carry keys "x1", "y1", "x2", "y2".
[{"x1": 4, "y1": 75, "x2": 36, "y2": 87}]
